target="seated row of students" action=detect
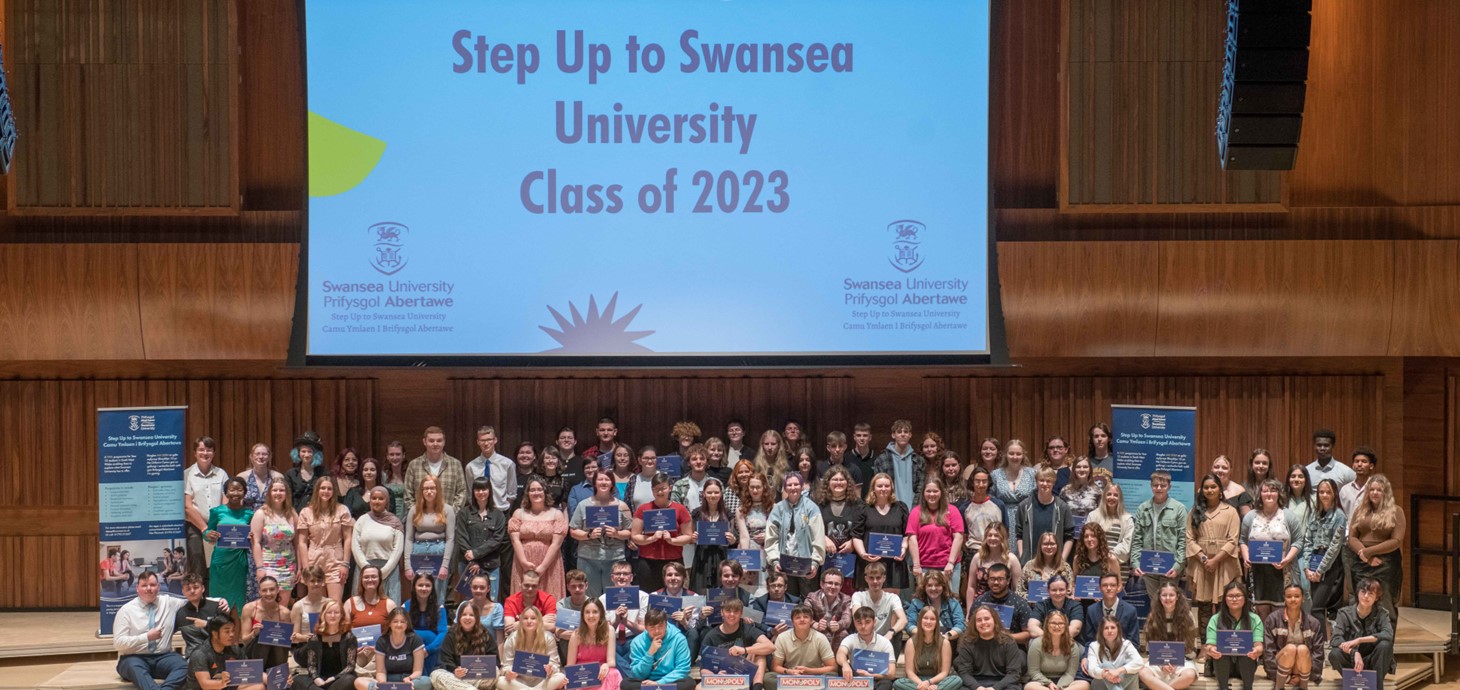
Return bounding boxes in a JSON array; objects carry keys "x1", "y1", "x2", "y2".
[{"x1": 125, "y1": 548, "x2": 1394, "y2": 690}]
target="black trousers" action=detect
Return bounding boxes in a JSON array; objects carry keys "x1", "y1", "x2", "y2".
[
  {"x1": 1212, "y1": 655, "x2": 1257, "y2": 690},
  {"x1": 1329, "y1": 640, "x2": 1393, "y2": 690},
  {"x1": 291, "y1": 672, "x2": 356, "y2": 690}
]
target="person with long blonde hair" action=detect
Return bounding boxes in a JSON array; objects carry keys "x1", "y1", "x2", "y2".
[
  {"x1": 300, "y1": 475, "x2": 355, "y2": 601},
  {"x1": 853, "y1": 472, "x2": 911, "y2": 590},
  {"x1": 405, "y1": 475, "x2": 456, "y2": 583},
  {"x1": 752, "y1": 430, "x2": 791, "y2": 490},
  {"x1": 251, "y1": 477, "x2": 300, "y2": 604},
  {"x1": 991, "y1": 440, "x2": 1037, "y2": 528},
  {"x1": 499, "y1": 606, "x2": 567, "y2": 690},
  {"x1": 967, "y1": 523, "x2": 1021, "y2": 599},
  {"x1": 1088, "y1": 483, "x2": 1133, "y2": 573},
  {"x1": 1347, "y1": 473, "x2": 1405, "y2": 624}
]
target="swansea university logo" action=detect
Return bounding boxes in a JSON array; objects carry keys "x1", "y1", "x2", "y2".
[
  {"x1": 887, "y1": 220, "x2": 925, "y2": 273},
  {"x1": 368, "y1": 222, "x2": 409, "y2": 275}
]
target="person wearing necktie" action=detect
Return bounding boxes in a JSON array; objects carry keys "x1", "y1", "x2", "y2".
[{"x1": 114, "y1": 571, "x2": 229, "y2": 690}]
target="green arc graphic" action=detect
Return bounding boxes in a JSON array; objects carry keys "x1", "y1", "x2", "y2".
[{"x1": 308, "y1": 112, "x2": 387, "y2": 197}]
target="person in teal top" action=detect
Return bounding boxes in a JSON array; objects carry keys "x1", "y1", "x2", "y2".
[
  {"x1": 204, "y1": 477, "x2": 255, "y2": 613},
  {"x1": 623, "y1": 607, "x2": 691, "y2": 690},
  {"x1": 1203, "y1": 582, "x2": 1265, "y2": 690}
]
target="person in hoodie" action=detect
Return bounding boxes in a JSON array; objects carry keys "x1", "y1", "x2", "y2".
[{"x1": 872, "y1": 420, "x2": 922, "y2": 509}]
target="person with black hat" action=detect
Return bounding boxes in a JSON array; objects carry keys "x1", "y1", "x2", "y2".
[{"x1": 287, "y1": 432, "x2": 328, "y2": 511}]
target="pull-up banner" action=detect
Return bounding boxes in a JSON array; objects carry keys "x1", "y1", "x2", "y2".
[
  {"x1": 98, "y1": 406, "x2": 187, "y2": 635},
  {"x1": 1110, "y1": 404, "x2": 1196, "y2": 515}
]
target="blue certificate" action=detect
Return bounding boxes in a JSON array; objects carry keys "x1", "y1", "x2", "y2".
[
  {"x1": 851, "y1": 648, "x2": 890, "y2": 675},
  {"x1": 512, "y1": 651, "x2": 551, "y2": 678},
  {"x1": 728, "y1": 549, "x2": 763, "y2": 571},
  {"x1": 306, "y1": 612, "x2": 319, "y2": 634},
  {"x1": 1074, "y1": 575, "x2": 1102, "y2": 599},
  {"x1": 266, "y1": 664, "x2": 289, "y2": 690},
  {"x1": 825, "y1": 553, "x2": 856, "y2": 576},
  {"x1": 866, "y1": 533, "x2": 903, "y2": 558},
  {"x1": 779, "y1": 554, "x2": 817, "y2": 578},
  {"x1": 1026, "y1": 579, "x2": 1049, "y2": 601},
  {"x1": 216, "y1": 523, "x2": 250, "y2": 549},
  {"x1": 658, "y1": 455, "x2": 683, "y2": 478},
  {"x1": 1248, "y1": 540, "x2": 1284, "y2": 565},
  {"x1": 698, "y1": 521, "x2": 731, "y2": 546},
  {"x1": 764, "y1": 600, "x2": 797, "y2": 626},
  {"x1": 604, "y1": 586, "x2": 641, "y2": 610},
  {"x1": 555, "y1": 607, "x2": 581, "y2": 631},
  {"x1": 1215, "y1": 629, "x2": 1255, "y2": 655},
  {"x1": 707, "y1": 587, "x2": 738, "y2": 603},
  {"x1": 352, "y1": 624, "x2": 381, "y2": 647},
  {"x1": 992, "y1": 604, "x2": 1014, "y2": 629},
  {"x1": 462, "y1": 655, "x2": 498, "y2": 680},
  {"x1": 585, "y1": 505, "x2": 619, "y2": 530},
  {"x1": 1072, "y1": 514, "x2": 1087, "y2": 532},
  {"x1": 226, "y1": 660, "x2": 264, "y2": 685},
  {"x1": 257, "y1": 620, "x2": 293, "y2": 648},
  {"x1": 1342, "y1": 669, "x2": 1377, "y2": 690},
  {"x1": 1140, "y1": 550, "x2": 1176, "y2": 574},
  {"x1": 642, "y1": 508, "x2": 679, "y2": 533},
  {"x1": 1148, "y1": 641, "x2": 1185, "y2": 666},
  {"x1": 648, "y1": 593, "x2": 682, "y2": 613},
  {"x1": 1307, "y1": 550, "x2": 1325, "y2": 573},
  {"x1": 565, "y1": 663, "x2": 601, "y2": 689},
  {"x1": 410, "y1": 552, "x2": 443, "y2": 574}
]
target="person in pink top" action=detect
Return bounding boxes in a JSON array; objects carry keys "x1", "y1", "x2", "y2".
[
  {"x1": 567, "y1": 599, "x2": 621, "y2": 690},
  {"x1": 908, "y1": 477, "x2": 966, "y2": 592}
]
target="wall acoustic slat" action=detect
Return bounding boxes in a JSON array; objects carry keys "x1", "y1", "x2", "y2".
[
  {"x1": 136, "y1": 243, "x2": 297, "y2": 359},
  {"x1": 1062, "y1": 0, "x2": 1282, "y2": 210},
  {"x1": 7, "y1": 0, "x2": 238, "y2": 212}
]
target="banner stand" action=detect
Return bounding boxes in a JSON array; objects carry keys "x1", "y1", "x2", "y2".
[{"x1": 97, "y1": 406, "x2": 187, "y2": 637}]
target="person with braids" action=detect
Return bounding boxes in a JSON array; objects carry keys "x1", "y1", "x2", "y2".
[
  {"x1": 1262, "y1": 584, "x2": 1326, "y2": 690},
  {"x1": 1186, "y1": 474, "x2": 1241, "y2": 640},
  {"x1": 1347, "y1": 474, "x2": 1405, "y2": 625},
  {"x1": 1138, "y1": 583, "x2": 1198, "y2": 690}
]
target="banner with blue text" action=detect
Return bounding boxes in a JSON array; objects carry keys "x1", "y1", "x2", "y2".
[
  {"x1": 1110, "y1": 405, "x2": 1196, "y2": 516},
  {"x1": 98, "y1": 406, "x2": 187, "y2": 635}
]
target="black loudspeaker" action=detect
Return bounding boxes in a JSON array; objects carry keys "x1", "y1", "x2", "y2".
[{"x1": 1218, "y1": 0, "x2": 1311, "y2": 171}]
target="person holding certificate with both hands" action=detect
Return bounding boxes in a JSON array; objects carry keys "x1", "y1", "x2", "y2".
[
  {"x1": 1240, "y1": 480, "x2": 1302, "y2": 620},
  {"x1": 1204, "y1": 583, "x2": 1264, "y2": 690},
  {"x1": 631, "y1": 473, "x2": 694, "y2": 594},
  {"x1": 499, "y1": 607, "x2": 566, "y2": 690},
  {"x1": 764, "y1": 473, "x2": 825, "y2": 598}
]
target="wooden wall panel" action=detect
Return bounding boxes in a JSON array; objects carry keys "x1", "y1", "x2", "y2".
[
  {"x1": 6, "y1": 0, "x2": 238, "y2": 212},
  {"x1": 0, "y1": 244, "x2": 145, "y2": 359},
  {"x1": 1154, "y1": 241, "x2": 1394, "y2": 356},
  {"x1": 1062, "y1": 0, "x2": 1282, "y2": 210},
  {"x1": 996, "y1": 241, "x2": 1160, "y2": 357},
  {"x1": 1387, "y1": 241, "x2": 1460, "y2": 357},
  {"x1": 237, "y1": 0, "x2": 304, "y2": 211},
  {"x1": 137, "y1": 243, "x2": 297, "y2": 359}
]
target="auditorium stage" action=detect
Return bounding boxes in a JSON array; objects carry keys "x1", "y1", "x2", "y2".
[{"x1": 0, "y1": 609, "x2": 1452, "y2": 689}]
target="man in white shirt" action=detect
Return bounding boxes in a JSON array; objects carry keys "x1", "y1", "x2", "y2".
[
  {"x1": 836, "y1": 607, "x2": 896, "y2": 690},
  {"x1": 465, "y1": 425, "x2": 517, "y2": 511},
  {"x1": 182, "y1": 437, "x2": 228, "y2": 583},
  {"x1": 113, "y1": 571, "x2": 227, "y2": 690},
  {"x1": 1305, "y1": 428, "x2": 1356, "y2": 488},
  {"x1": 1339, "y1": 447, "x2": 1377, "y2": 517}
]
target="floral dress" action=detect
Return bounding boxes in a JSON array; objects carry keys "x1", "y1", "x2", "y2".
[
  {"x1": 240, "y1": 471, "x2": 276, "y2": 601},
  {"x1": 258, "y1": 512, "x2": 299, "y2": 590},
  {"x1": 508, "y1": 509, "x2": 569, "y2": 599}
]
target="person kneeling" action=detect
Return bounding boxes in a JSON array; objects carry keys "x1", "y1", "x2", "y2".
[
  {"x1": 1328, "y1": 579, "x2": 1394, "y2": 690},
  {"x1": 188, "y1": 616, "x2": 265, "y2": 690},
  {"x1": 624, "y1": 608, "x2": 694, "y2": 690}
]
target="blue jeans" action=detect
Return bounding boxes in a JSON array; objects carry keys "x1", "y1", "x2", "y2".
[
  {"x1": 579, "y1": 558, "x2": 615, "y2": 599},
  {"x1": 117, "y1": 653, "x2": 189, "y2": 690}
]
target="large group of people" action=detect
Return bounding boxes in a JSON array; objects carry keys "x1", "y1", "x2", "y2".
[{"x1": 119, "y1": 420, "x2": 1408, "y2": 690}]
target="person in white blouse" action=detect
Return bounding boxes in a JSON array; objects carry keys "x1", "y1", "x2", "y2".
[
  {"x1": 113, "y1": 571, "x2": 228, "y2": 690},
  {"x1": 1083, "y1": 619, "x2": 1143, "y2": 690}
]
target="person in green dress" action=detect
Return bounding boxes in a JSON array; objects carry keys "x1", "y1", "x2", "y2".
[{"x1": 205, "y1": 477, "x2": 256, "y2": 612}]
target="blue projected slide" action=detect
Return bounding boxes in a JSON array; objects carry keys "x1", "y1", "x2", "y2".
[{"x1": 303, "y1": 0, "x2": 992, "y2": 358}]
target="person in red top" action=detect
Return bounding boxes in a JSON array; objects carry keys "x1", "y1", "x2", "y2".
[
  {"x1": 504, "y1": 569, "x2": 558, "y2": 636},
  {"x1": 630, "y1": 472, "x2": 693, "y2": 592}
]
